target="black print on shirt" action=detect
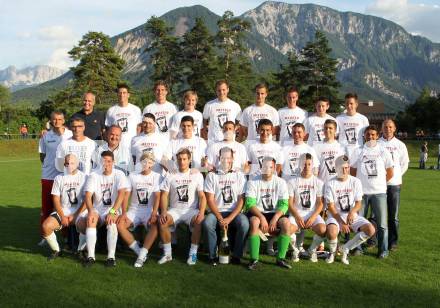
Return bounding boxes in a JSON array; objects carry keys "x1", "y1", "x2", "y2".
[
  {"x1": 117, "y1": 117, "x2": 128, "y2": 132},
  {"x1": 364, "y1": 159, "x2": 377, "y2": 176},
  {"x1": 176, "y1": 185, "x2": 189, "y2": 202},
  {"x1": 221, "y1": 186, "x2": 233, "y2": 204},
  {"x1": 324, "y1": 155, "x2": 336, "y2": 174},
  {"x1": 67, "y1": 187, "x2": 78, "y2": 206},
  {"x1": 300, "y1": 190, "x2": 311, "y2": 209},
  {"x1": 102, "y1": 188, "x2": 112, "y2": 206},
  {"x1": 289, "y1": 158, "x2": 298, "y2": 175},
  {"x1": 136, "y1": 188, "x2": 149, "y2": 206},
  {"x1": 316, "y1": 129, "x2": 324, "y2": 141},
  {"x1": 286, "y1": 121, "x2": 296, "y2": 137},
  {"x1": 254, "y1": 119, "x2": 261, "y2": 135},
  {"x1": 258, "y1": 156, "x2": 264, "y2": 169},
  {"x1": 156, "y1": 116, "x2": 168, "y2": 133},
  {"x1": 261, "y1": 193, "x2": 274, "y2": 211},
  {"x1": 338, "y1": 194, "x2": 350, "y2": 212},
  {"x1": 217, "y1": 113, "x2": 228, "y2": 128},
  {"x1": 142, "y1": 147, "x2": 153, "y2": 155},
  {"x1": 345, "y1": 128, "x2": 356, "y2": 144}
]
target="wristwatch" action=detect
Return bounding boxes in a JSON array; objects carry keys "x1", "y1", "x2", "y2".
[{"x1": 109, "y1": 208, "x2": 116, "y2": 215}]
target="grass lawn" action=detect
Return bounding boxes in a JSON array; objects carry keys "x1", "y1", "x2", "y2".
[{"x1": 0, "y1": 140, "x2": 439, "y2": 307}]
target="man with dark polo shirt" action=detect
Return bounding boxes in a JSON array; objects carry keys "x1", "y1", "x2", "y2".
[{"x1": 70, "y1": 92, "x2": 106, "y2": 141}]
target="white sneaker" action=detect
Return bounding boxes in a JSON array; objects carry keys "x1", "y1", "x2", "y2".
[
  {"x1": 325, "y1": 253, "x2": 335, "y2": 264},
  {"x1": 134, "y1": 256, "x2": 147, "y2": 268},
  {"x1": 340, "y1": 248, "x2": 350, "y2": 265},
  {"x1": 158, "y1": 254, "x2": 172, "y2": 265},
  {"x1": 291, "y1": 249, "x2": 300, "y2": 262},
  {"x1": 309, "y1": 250, "x2": 318, "y2": 263},
  {"x1": 187, "y1": 253, "x2": 197, "y2": 266}
]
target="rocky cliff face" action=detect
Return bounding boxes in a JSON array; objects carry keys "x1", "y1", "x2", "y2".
[{"x1": 0, "y1": 65, "x2": 66, "y2": 91}]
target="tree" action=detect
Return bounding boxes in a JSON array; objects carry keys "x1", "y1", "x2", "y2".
[{"x1": 0, "y1": 85, "x2": 10, "y2": 104}]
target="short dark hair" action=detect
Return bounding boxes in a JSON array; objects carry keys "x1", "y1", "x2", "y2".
[
  {"x1": 255, "y1": 83, "x2": 268, "y2": 92},
  {"x1": 305, "y1": 153, "x2": 313, "y2": 160},
  {"x1": 176, "y1": 148, "x2": 192, "y2": 159},
  {"x1": 101, "y1": 150, "x2": 114, "y2": 160},
  {"x1": 258, "y1": 119, "x2": 273, "y2": 130},
  {"x1": 292, "y1": 122, "x2": 305, "y2": 131},
  {"x1": 364, "y1": 124, "x2": 379, "y2": 134},
  {"x1": 345, "y1": 93, "x2": 358, "y2": 101},
  {"x1": 153, "y1": 80, "x2": 168, "y2": 91},
  {"x1": 143, "y1": 113, "x2": 156, "y2": 122},
  {"x1": 324, "y1": 119, "x2": 337, "y2": 129},
  {"x1": 117, "y1": 82, "x2": 130, "y2": 92},
  {"x1": 286, "y1": 86, "x2": 299, "y2": 95},
  {"x1": 222, "y1": 121, "x2": 235, "y2": 128},
  {"x1": 70, "y1": 117, "x2": 85, "y2": 125},
  {"x1": 219, "y1": 146, "x2": 234, "y2": 159},
  {"x1": 314, "y1": 97, "x2": 330, "y2": 105},
  {"x1": 215, "y1": 79, "x2": 229, "y2": 88},
  {"x1": 180, "y1": 115, "x2": 194, "y2": 125}
]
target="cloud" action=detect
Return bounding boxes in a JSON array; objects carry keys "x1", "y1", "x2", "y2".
[
  {"x1": 366, "y1": 0, "x2": 440, "y2": 42},
  {"x1": 37, "y1": 25, "x2": 77, "y2": 43},
  {"x1": 46, "y1": 48, "x2": 74, "y2": 70}
]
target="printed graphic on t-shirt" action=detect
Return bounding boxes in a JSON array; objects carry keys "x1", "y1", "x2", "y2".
[
  {"x1": 194, "y1": 124, "x2": 200, "y2": 137},
  {"x1": 257, "y1": 156, "x2": 264, "y2": 169},
  {"x1": 78, "y1": 161, "x2": 85, "y2": 172},
  {"x1": 300, "y1": 190, "x2": 311, "y2": 209},
  {"x1": 67, "y1": 188, "x2": 78, "y2": 206},
  {"x1": 324, "y1": 155, "x2": 336, "y2": 174},
  {"x1": 142, "y1": 148, "x2": 153, "y2": 155},
  {"x1": 117, "y1": 118, "x2": 128, "y2": 132},
  {"x1": 177, "y1": 185, "x2": 189, "y2": 202},
  {"x1": 217, "y1": 113, "x2": 228, "y2": 129},
  {"x1": 156, "y1": 116, "x2": 168, "y2": 132},
  {"x1": 289, "y1": 158, "x2": 298, "y2": 175},
  {"x1": 261, "y1": 193, "x2": 274, "y2": 211},
  {"x1": 254, "y1": 119, "x2": 261, "y2": 134},
  {"x1": 345, "y1": 128, "x2": 356, "y2": 144},
  {"x1": 316, "y1": 129, "x2": 324, "y2": 141},
  {"x1": 221, "y1": 186, "x2": 233, "y2": 204},
  {"x1": 364, "y1": 159, "x2": 377, "y2": 177},
  {"x1": 286, "y1": 121, "x2": 296, "y2": 137},
  {"x1": 102, "y1": 188, "x2": 112, "y2": 206},
  {"x1": 136, "y1": 188, "x2": 149, "y2": 205},
  {"x1": 338, "y1": 194, "x2": 350, "y2": 212}
]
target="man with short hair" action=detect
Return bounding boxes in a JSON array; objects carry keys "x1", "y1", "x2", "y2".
[
  {"x1": 55, "y1": 117, "x2": 97, "y2": 175},
  {"x1": 170, "y1": 90, "x2": 204, "y2": 139},
  {"x1": 78, "y1": 151, "x2": 129, "y2": 267},
  {"x1": 70, "y1": 92, "x2": 106, "y2": 141},
  {"x1": 379, "y1": 119, "x2": 409, "y2": 250},
  {"x1": 143, "y1": 80, "x2": 178, "y2": 140},
  {"x1": 240, "y1": 83, "x2": 279, "y2": 142},
  {"x1": 278, "y1": 86, "x2": 308, "y2": 145},
  {"x1": 203, "y1": 80, "x2": 242, "y2": 144},
  {"x1": 38, "y1": 111, "x2": 72, "y2": 240},
  {"x1": 203, "y1": 147, "x2": 249, "y2": 265},
  {"x1": 350, "y1": 125, "x2": 393, "y2": 258},
  {"x1": 157, "y1": 148, "x2": 206, "y2": 265},
  {"x1": 304, "y1": 97, "x2": 338, "y2": 146},
  {"x1": 245, "y1": 157, "x2": 292, "y2": 270},
  {"x1": 105, "y1": 83, "x2": 142, "y2": 149},
  {"x1": 42, "y1": 154, "x2": 86, "y2": 261}
]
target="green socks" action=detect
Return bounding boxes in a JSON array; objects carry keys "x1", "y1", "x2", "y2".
[
  {"x1": 277, "y1": 234, "x2": 290, "y2": 260},
  {"x1": 249, "y1": 235, "x2": 260, "y2": 261}
]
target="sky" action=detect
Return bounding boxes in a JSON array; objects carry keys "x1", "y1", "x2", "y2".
[{"x1": 1, "y1": 0, "x2": 439, "y2": 70}]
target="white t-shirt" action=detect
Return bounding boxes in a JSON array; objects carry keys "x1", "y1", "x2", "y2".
[
  {"x1": 55, "y1": 137, "x2": 97, "y2": 175},
  {"x1": 105, "y1": 103, "x2": 142, "y2": 149},
  {"x1": 246, "y1": 140, "x2": 284, "y2": 175},
  {"x1": 281, "y1": 143, "x2": 319, "y2": 181},
  {"x1": 204, "y1": 170, "x2": 246, "y2": 213},
  {"x1": 127, "y1": 171, "x2": 161, "y2": 210},
  {"x1": 287, "y1": 175, "x2": 323, "y2": 216},
  {"x1": 92, "y1": 143, "x2": 134, "y2": 175},
  {"x1": 131, "y1": 133, "x2": 168, "y2": 173},
  {"x1": 160, "y1": 169, "x2": 204, "y2": 210},
  {"x1": 206, "y1": 140, "x2": 248, "y2": 171},
  {"x1": 379, "y1": 137, "x2": 409, "y2": 186},
  {"x1": 278, "y1": 106, "x2": 308, "y2": 145},
  {"x1": 246, "y1": 175, "x2": 288, "y2": 214},
  {"x1": 170, "y1": 110, "x2": 204, "y2": 138},
  {"x1": 51, "y1": 170, "x2": 86, "y2": 214},
  {"x1": 39, "y1": 128, "x2": 73, "y2": 180},
  {"x1": 143, "y1": 101, "x2": 178, "y2": 140},
  {"x1": 324, "y1": 176, "x2": 363, "y2": 219},
  {"x1": 165, "y1": 137, "x2": 207, "y2": 169},
  {"x1": 350, "y1": 144, "x2": 394, "y2": 194},
  {"x1": 203, "y1": 98, "x2": 242, "y2": 143},
  {"x1": 85, "y1": 169, "x2": 129, "y2": 211},
  {"x1": 304, "y1": 113, "x2": 338, "y2": 146},
  {"x1": 313, "y1": 140, "x2": 346, "y2": 182},
  {"x1": 240, "y1": 104, "x2": 280, "y2": 141},
  {"x1": 336, "y1": 112, "x2": 369, "y2": 147}
]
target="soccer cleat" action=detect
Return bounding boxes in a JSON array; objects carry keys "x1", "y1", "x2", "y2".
[
  {"x1": 247, "y1": 260, "x2": 259, "y2": 271},
  {"x1": 157, "y1": 254, "x2": 172, "y2": 265},
  {"x1": 75, "y1": 250, "x2": 87, "y2": 261},
  {"x1": 276, "y1": 259, "x2": 292, "y2": 269},
  {"x1": 309, "y1": 251, "x2": 318, "y2": 263},
  {"x1": 231, "y1": 256, "x2": 241, "y2": 265},
  {"x1": 209, "y1": 258, "x2": 218, "y2": 267},
  {"x1": 134, "y1": 256, "x2": 147, "y2": 268},
  {"x1": 341, "y1": 248, "x2": 350, "y2": 265},
  {"x1": 47, "y1": 250, "x2": 60, "y2": 261},
  {"x1": 187, "y1": 253, "x2": 198, "y2": 266},
  {"x1": 325, "y1": 253, "x2": 335, "y2": 264},
  {"x1": 290, "y1": 249, "x2": 300, "y2": 262},
  {"x1": 105, "y1": 258, "x2": 116, "y2": 267},
  {"x1": 83, "y1": 257, "x2": 95, "y2": 267}
]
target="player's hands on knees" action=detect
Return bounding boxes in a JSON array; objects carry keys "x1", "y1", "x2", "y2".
[
  {"x1": 61, "y1": 216, "x2": 70, "y2": 227},
  {"x1": 106, "y1": 214, "x2": 117, "y2": 225},
  {"x1": 160, "y1": 213, "x2": 168, "y2": 225},
  {"x1": 148, "y1": 213, "x2": 158, "y2": 225},
  {"x1": 195, "y1": 211, "x2": 205, "y2": 224},
  {"x1": 304, "y1": 217, "x2": 314, "y2": 229},
  {"x1": 347, "y1": 212, "x2": 355, "y2": 224},
  {"x1": 295, "y1": 216, "x2": 306, "y2": 229},
  {"x1": 260, "y1": 216, "x2": 269, "y2": 233},
  {"x1": 341, "y1": 223, "x2": 350, "y2": 234},
  {"x1": 117, "y1": 213, "x2": 128, "y2": 224},
  {"x1": 221, "y1": 216, "x2": 232, "y2": 227}
]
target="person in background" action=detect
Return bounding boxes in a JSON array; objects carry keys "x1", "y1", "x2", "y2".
[{"x1": 419, "y1": 141, "x2": 428, "y2": 169}]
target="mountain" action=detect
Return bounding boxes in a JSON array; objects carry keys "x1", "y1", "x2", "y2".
[
  {"x1": 1, "y1": 65, "x2": 66, "y2": 92},
  {"x1": 12, "y1": 2, "x2": 440, "y2": 112}
]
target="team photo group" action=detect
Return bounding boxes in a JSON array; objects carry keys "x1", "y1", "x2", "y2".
[{"x1": 38, "y1": 79, "x2": 409, "y2": 270}]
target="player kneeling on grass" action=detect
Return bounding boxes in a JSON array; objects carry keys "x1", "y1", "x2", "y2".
[
  {"x1": 158, "y1": 148, "x2": 206, "y2": 265},
  {"x1": 288, "y1": 153, "x2": 326, "y2": 263},
  {"x1": 78, "y1": 150, "x2": 129, "y2": 267},
  {"x1": 325, "y1": 155, "x2": 375, "y2": 265},
  {"x1": 245, "y1": 157, "x2": 292, "y2": 270},
  {"x1": 117, "y1": 152, "x2": 161, "y2": 268},
  {"x1": 42, "y1": 154, "x2": 86, "y2": 261}
]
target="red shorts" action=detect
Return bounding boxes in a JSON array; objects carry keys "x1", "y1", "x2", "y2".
[{"x1": 41, "y1": 179, "x2": 54, "y2": 235}]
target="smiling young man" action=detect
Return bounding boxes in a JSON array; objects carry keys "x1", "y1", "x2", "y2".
[
  {"x1": 278, "y1": 86, "x2": 308, "y2": 145},
  {"x1": 170, "y1": 90, "x2": 204, "y2": 139},
  {"x1": 304, "y1": 97, "x2": 337, "y2": 146}
]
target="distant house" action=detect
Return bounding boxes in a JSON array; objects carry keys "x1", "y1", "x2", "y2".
[{"x1": 356, "y1": 101, "x2": 396, "y2": 126}]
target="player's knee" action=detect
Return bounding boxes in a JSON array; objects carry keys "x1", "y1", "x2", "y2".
[
  {"x1": 366, "y1": 223, "x2": 375, "y2": 237},
  {"x1": 317, "y1": 224, "x2": 326, "y2": 236},
  {"x1": 249, "y1": 217, "x2": 260, "y2": 230},
  {"x1": 279, "y1": 218, "x2": 290, "y2": 232}
]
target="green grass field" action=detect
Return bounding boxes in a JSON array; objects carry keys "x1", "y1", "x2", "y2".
[{"x1": 0, "y1": 140, "x2": 439, "y2": 307}]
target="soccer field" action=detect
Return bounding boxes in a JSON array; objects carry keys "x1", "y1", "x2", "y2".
[{"x1": 0, "y1": 140, "x2": 439, "y2": 307}]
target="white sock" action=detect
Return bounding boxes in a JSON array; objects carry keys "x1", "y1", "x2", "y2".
[
  {"x1": 138, "y1": 247, "x2": 148, "y2": 260},
  {"x1": 86, "y1": 228, "x2": 97, "y2": 259},
  {"x1": 163, "y1": 243, "x2": 172, "y2": 256},
  {"x1": 129, "y1": 241, "x2": 141, "y2": 255},
  {"x1": 308, "y1": 235, "x2": 325, "y2": 252},
  {"x1": 107, "y1": 224, "x2": 118, "y2": 259},
  {"x1": 290, "y1": 233, "x2": 298, "y2": 251},
  {"x1": 344, "y1": 232, "x2": 370, "y2": 251},
  {"x1": 78, "y1": 233, "x2": 87, "y2": 251},
  {"x1": 44, "y1": 232, "x2": 60, "y2": 252},
  {"x1": 328, "y1": 239, "x2": 338, "y2": 253},
  {"x1": 296, "y1": 230, "x2": 305, "y2": 250},
  {"x1": 189, "y1": 243, "x2": 199, "y2": 255}
]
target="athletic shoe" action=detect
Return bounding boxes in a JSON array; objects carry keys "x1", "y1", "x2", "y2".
[
  {"x1": 134, "y1": 256, "x2": 147, "y2": 268},
  {"x1": 158, "y1": 254, "x2": 172, "y2": 265},
  {"x1": 37, "y1": 238, "x2": 46, "y2": 247},
  {"x1": 47, "y1": 250, "x2": 60, "y2": 261},
  {"x1": 378, "y1": 251, "x2": 389, "y2": 259},
  {"x1": 247, "y1": 260, "x2": 259, "y2": 271},
  {"x1": 290, "y1": 249, "x2": 300, "y2": 263},
  {"x1": 209, "y1": 258, "x2": 218, "y2": 267},
  {"x1": 75, "y1": 250, "x2": 87, "y2": 261},
  {"x1": 389, "y1": 244, "x2": 398, "y2": 251},
  {"x1": 341, "y1": 248, "x2": 350, "y2": 265},
  {"x1": 187, "y1": 253, "x2": 197, "y2": 266},
  {"x1": 309, "y1": 251, "x2": 318, "y2": 263},
  {"x1": 325, "y1": 253, "x2": 335, "y2": 264},
  {"x1": 105, "y1": 258, "x2": 116, "y2": 267},
  {"x1": 276, "y1": 259, "x2": 292, "y2": 269},
  {"x1": 83, "y1": 257, "x2": 95, "y2": 267},
  {"x1": 231, "y1": 256, "x2": 241, "y2": 265}
]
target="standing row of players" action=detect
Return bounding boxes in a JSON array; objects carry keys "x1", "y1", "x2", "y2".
[{"x1": 38, "y1": 80, "x2": 409, "y2": 267}]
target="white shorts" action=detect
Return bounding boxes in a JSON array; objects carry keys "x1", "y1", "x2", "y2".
[
  {"x1": 92, "y1": 207, "x2": 121, "y2": 227},
  {"x1": 289, "y1": 212, "x2": 325, "y2": 229},
  {"x1": 126, "y1": 206, "x2": 153, "y2": 228},
  {"x1": 168, "y1": 208, "x2": 199, "y2": 231},
  {"x1": 326, "y1": 214, "x2": 370, "y2": 233}
]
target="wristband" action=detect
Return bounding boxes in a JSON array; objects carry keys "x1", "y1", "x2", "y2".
[{"x1": 109, "y1": 208, "x2": 116, "y2": 215}]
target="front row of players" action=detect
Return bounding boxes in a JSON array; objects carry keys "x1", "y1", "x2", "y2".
[{"x1": 42, "y1": 149, "x2": 375, "y2": 269}]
